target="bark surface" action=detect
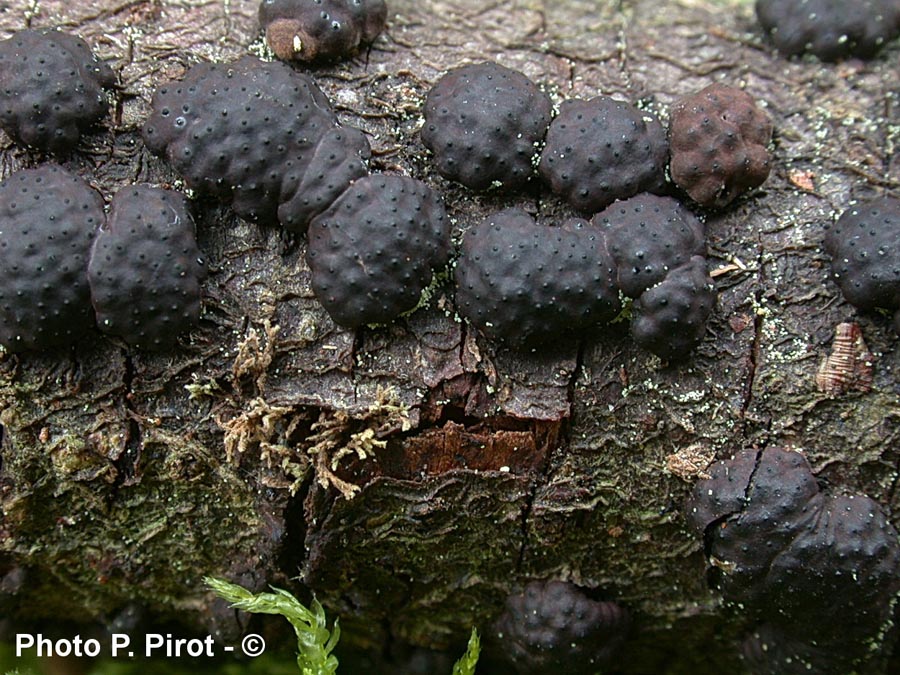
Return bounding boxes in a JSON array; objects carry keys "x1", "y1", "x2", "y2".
[{"x1": 0, "y1": 0, "x2": 898, "y2": 673}]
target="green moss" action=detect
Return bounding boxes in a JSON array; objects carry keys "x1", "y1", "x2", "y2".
[{"x1": 1, "y1": 425, "x2": 265, "y2": 622}]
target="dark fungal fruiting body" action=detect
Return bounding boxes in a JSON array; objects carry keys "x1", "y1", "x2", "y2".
[
  {"x1": 0, "y1": 165, "x2": 103, "y2": 352},
  {"x1": 668, "y1": 84, "x2": 773, "y2": 209},
  {"x1": 741, "y1": 623, "x2": 841, "y2": 675},
  {"x1": 592, "y1": 193, "x2": 706, "y2": 299},
  {"x1": 686, "y1": 448, "x2": 822, "y2": 606},
  {"x1": 756, "y1": 0, "x2": 900, "y2": 61},
  {"x1": 88, "y1": 186, "x2": 206, "y2": 351},
  {"x1": 823, "y1": 196, "x2": 900, "y2": 333},
  {"x1": 142, "y1": 55, "x2": 370, "y2": 231},
  {"x1": 454, "y1": 208, "x2": 621, "y2": 348},
  {"x1": 630, "y1": 256, "x2": 715, "y2": 360},
  {"x1": 259, "y1": 0, "x2": 387, "y2": 62},
  {"x1": 685, "y1": 447, "x2": 900, "y2": 674},
  {"x1": 493, "y1": 580, "x2": 630, "y2": 675},
  {"x1": 306, "y1": 175, "x2": 450, "y2": 327},
  {"x1": 0, "y1": 29, "x2": 115, "y2": 155},
  {"x1": 421, "y1": 61, "x2": 553, "y2": 191},
  {"x1": 278, "y1": 125, "x2": 372, "y2": 233},
  {"x1": 538, "y1": 96, "x2": 668, "y2": 213}
]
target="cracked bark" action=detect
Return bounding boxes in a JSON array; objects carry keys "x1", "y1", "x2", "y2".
[{"x1": 0, "y1": 0, "x2": 899, "y2": 673}]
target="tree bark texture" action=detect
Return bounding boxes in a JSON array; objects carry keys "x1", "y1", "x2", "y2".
[{"x1": 0, "y1": 0, "x2": 898, "y2": 673}]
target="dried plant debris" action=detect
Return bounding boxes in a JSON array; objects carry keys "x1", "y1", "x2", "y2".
[
  {"x1": 421, "y1": 61, "x2": 553, "y2": 191},
  {"x1": 685, "y1": 447, "x2": 900, "y2": 674},
  {"x1": 0, "y1": 165, "x2": 103, "y2": 352},
  {"x1": 305, "y1": 385, "x2": 411, "y2": 498},
  {"x1": 88, "y1": 185, "x2": 206, "y2": 351},
  {"x1": 219, "y1": 387, "x2": 409, "y2": 498},
  {"x1": 539, "y1": 96, "x2": 668, "y2": 213},
  {"x1": 492, "y1": 580, "x2": 630, "y2": 675},
  {"x1": 668, "y1": 84, "x2": 773, "y2": 209},
  {"x1": 756, "y1": 0, "x2": 900, "y2": 61},
  {"x1": 823, "y1": 196, "x2": 900, "y2": 333},
  {"x1": 306, "y1": 174, "x2": 451, "y2": 328},
  {"x1": 0, "y1": 29, "x2": 114, "y2": 155},
  {"x1": 815, "y1": 322, "x2": 874, "y2": 395},
  {"x1": 259, "y1": 0, "x2": 387, "y2": 62},
  {"x1": 454, "y1": 208, "x2": 621, "y2": 348},
  {"x1": 143, "y1": 55, "x2": 370, "y2": 230}
]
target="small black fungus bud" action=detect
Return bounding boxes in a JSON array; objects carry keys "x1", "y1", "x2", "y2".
[
  {"x1": 493, "y1": 580, "x2": 630, "y2": 675},
  {"x1": 823, "y1": 196, "x2": 900, "y2": 333},
  {"x1": 592, "y1": 193, "x2": 706, "y2": 299},
  {"x1": 259, "y1": 0, "x2": 387, "y2": 62},
  {"x1": 454, "y1": 208, "x2": 621, "y2": 348},
  {"x1": 539, "y1": 96, "x2": 668, "y2": 213},
  {"x1": 0, "y1": 29, "x2": 115, "y2": 155},
  {"x1": 0, "y1": 165, "x2": 103, "y2": 352},
  {"x1": 686, "y1": 447, "x2": 900, "y2": 674},
  {"x1": 306, "y1": 174, "x2": 450, "y2": 327},
  {"x1": 87, "y1": 186, "x2": 206, "y2": 351},
  {"x1": 668, "y1": 84, "x2": 773, "y2": 209},
  {"x1": 630, "y1": 256, "x2": 716, "y2": 360},
  {"x1": 143, "y1": 56, "x2": 370, "y2": 231},
  {"x1": 756, "y1": 0, "x2": 900, "y2": 61},
  {"x1": 422, "y1": 61, "x2": 553, "y2": 191}
]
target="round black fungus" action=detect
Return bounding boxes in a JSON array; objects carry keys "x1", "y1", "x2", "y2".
[
  {"x1": 692, "y1": 448, "x2": 822, "y2": 605},
  {"x1": 823, "y1": 196, "x2": 900, "y2": 332},
  {"x1": 539, "y1": 96, "x2": 668, "y2": 213},
  {"x1": 630, "y1": 256, "x2": 715, "y2": 360},
  {"x1": 685, "y1": 447, "x2": 900, "y2": 673},
  {"x1": 421, "y1": 61, "x2": 552, "y2": 191},
  {"x1": 88, "y1": 186, "x2": 206, "y2": 351},
  {"x1": 0, "y1": 29, "x2": 115, "y2": 155},
  {"x1": 768, "y1": 492, "x2": 900, "y2": 641},
  {"x1": 259, "y1": 0, "x2": 387, "y2": 62},
  {"x1": 143, "y1": 55, "x2": 370, "y2": 231},
  {"x1": 0, "y1": 165, "x2": 103, "y2": 352},
  {"x1": 493, "y1": 580, "x2": 629, "y2": 675},
  {"x1": 756, "y1": 0, "x2": 900, "y2": 61},
  {"x1": 306, "y1": 174, "x2": 450, "y2": 327},
  {"x1": 669, "y1": 83, "x2": 773, "y2": 209},
  {"x1": 454, "y1": 208, "x2": 621, "y2": 348},
  {"x1": 591, "y1": 193, "x2": 706, "y2": 298}
]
